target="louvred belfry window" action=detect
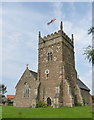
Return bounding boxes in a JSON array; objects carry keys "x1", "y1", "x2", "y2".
[{"x1": 48, "y1": 52, "x2": 52, "y2": 61}]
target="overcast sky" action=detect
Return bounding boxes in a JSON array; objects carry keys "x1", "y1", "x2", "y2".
[{"x1": 1, "y1": 2, "x2": 92, "y2": 95}]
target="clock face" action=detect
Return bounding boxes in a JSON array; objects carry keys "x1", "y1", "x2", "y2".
[{"x1": 45, "y1": 69, "x2": 50, "y2": 74}]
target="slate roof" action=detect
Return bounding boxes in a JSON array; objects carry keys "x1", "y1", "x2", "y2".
[
  {"x1": 77, "y1": 78, "x2": 90, "y2": 91},
  {"x1": 29, "y1": 70, "x2": 37, "y2": 79}
]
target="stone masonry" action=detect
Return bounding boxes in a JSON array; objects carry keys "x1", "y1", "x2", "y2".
[{"x1": 14, "y1": 21, "x2": 91, "y2": 108}]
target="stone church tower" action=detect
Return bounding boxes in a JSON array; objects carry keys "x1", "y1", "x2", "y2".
[
  {"x1": 37, "y1": 21, "x2": 83, "y2": 107},
  {"x1": 14, "y1": 21, "x2": 92, "y2": 108}
]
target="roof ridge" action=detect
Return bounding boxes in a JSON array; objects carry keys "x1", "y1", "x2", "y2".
[
  {"x1": 29, "y1": 70, "x2": 37, "y2": 79},
  {"x1": 77, "y1": 78, "x2": 90, "y2": 91},
  {"x1": 29, "y1": 70, "x2": 37, "y2": 74},
  {"x1": 78, "y1": 78, "x2": 90, "y2": 89}
]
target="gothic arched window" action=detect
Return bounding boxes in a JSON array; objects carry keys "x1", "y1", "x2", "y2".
[
  {"x1": 48, "y1": 52, "x2": 52, "y2": 61},
  {"x1": 24, "y1": 87, "x2": 29, "y2": 97}
]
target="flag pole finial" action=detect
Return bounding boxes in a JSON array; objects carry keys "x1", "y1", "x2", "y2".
[{"x1": 60, "y1": 21, "x2": 63, "y2": 31}]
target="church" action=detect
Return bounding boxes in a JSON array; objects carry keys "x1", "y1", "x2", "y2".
[{"x1": 14, "y1": 22, "x2": 91, "y2": 108}]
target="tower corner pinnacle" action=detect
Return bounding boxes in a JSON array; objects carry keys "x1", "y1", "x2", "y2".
[
  {"x1": 72, "y1": 34, "x2": 74, "y2": 43},
  {"x1": 39, "y1": 31, "x2": 41, "y2": 38},
  {"x1": 60, "y1": 21, "x2": 63, "y2": 31}
]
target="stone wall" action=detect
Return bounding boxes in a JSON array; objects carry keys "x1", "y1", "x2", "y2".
[
  {"x1": 38, "y1": 35, "x2": 63, "y2": 106},
  {"x1": 14, "y1": 68, "x2": 38, "y2": 107},
  {"x1": 14, "y1": 22, "x2": 90, "y2": 108},
  {"x1": 63, "y1": 79, "x2": 73, "y2": 107},
  {"x1": 38, "y1": 23, "x2": 83, "y2": 107},
  {"x1": 80, "y1": 89, "x2": 91, "y2": 106},
  {"x1": 62, "y1": 34, "x2": 83, "y2": 106}
]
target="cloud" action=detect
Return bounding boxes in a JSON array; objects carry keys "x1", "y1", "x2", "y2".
[
  {"x1": 80, "y1": 69, "x2": 92, "y2": 94},
  {"x1": 51, "y1": 2, "x2": 92, "y2": 92},
  {"x1": 2, "y1": 0, "x2": 93, "y2": 2},
  {"x1": 0, "y1": 3, "x2": 2, "y2": 84},
  {"x1": 2, "y1": 2, "x2": 92, "y2": 95},
  {"x1": 2, "y1": 3, "x2": 42, "y2": 94},
  {"x1": 64, "y1": 12, "x2": 92, "y2": 93},
  {"x1": 52, "y1": 2, "x2": 65, "y2": 30}
]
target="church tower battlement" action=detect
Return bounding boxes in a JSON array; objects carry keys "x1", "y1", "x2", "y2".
[{"x1": 39, "y1": 22, "x2": 74, "y2": 50}]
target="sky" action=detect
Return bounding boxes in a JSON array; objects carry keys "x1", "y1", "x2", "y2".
[{"x1": 1, "y1": 2, "x2": 92, "y2": 95}]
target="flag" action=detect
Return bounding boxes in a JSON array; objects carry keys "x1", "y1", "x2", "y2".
[{"x1": 47, "y1": 18, "x2": 56, "y2": 25}]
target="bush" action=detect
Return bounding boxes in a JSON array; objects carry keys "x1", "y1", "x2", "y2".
[
  {"x1": 2, "y1": 101, "x2": 5, "y2": 104},
  {"x1": 8, "y1": 102, "x2": 13, "y2": 106},
  {"x1": 2, "y1": 95, "x2": 5, "y2": 98},
  {"x1": 75, "y1": 103, "x2": 82, "y2": 106},
  {"x1": 2, "y1": 99, "x2": 5, "y2": 104},
  {"x1": 36, "y1": 101, "x2": 48, "y2": 108},
  {"x1": 7, "y1": 100, "x2": 13, "y2": 106},
  {"x1": 29, "y1": 106, "x2": 32, "y2": 108}
]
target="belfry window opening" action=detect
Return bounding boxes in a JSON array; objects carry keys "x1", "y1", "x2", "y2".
[{"x1": 48, "y1": 52, "x2": 52, "y2": 61}]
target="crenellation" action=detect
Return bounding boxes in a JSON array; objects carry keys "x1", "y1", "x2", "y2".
[
  {"x1": 63, "y1": 32, "x2": 66, "y2": 36},
  {"x1": 42, "y1": 31, "x2": 60, "y2": 41},
  {"x1": 54, "y1": 31, "x2": 58, "y2": 35},
  {"x1": 58, "y1": 30, "x2": 61, "y2": 33},
  {"x1": 61, "y1": 31, "x2": 73, "y2": 45},
  {"x1": 41, "y1": 30, "x2": 73, "y2": 46},
  {"x1": 39, "y1": 30, "x2": 74, "y2": 49},
  {"x1": 44, "y1": 36, "x2": 47, "y2": 39},
  {"x1": 47, "y1": 34, "x2": 50, "y2": 38},
  {"x1": 41, "y1": 29, "x2": 73, "y2": 45},
  {"x1": 51, "y1": 33, "x2": 54, "y2": 36}
]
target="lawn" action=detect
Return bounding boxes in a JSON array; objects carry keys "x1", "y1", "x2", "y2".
[
  {"x1": 0, "y1": 106, "x2": 2, "y2": 119},
  {"x1": 2, "y1": 106, "x2": 92, "y2": 118}
]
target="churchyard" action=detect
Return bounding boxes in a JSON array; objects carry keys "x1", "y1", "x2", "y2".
[{"x1": 2, "y1": 106, "x2": 93, "y2": 118}]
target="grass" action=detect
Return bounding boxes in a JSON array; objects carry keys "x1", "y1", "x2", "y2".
[
  {"x1": 2, "y1": 106, "x2": 92, "y2": 118},
  {"x1": 0, "y1": 106, "x2": 2, "y2": 119}
]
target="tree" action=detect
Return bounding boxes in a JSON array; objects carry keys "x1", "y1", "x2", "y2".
[
  {"x1": 83, "y1": 27, "x2": 94, "y2": 65},
  {"x1": 0, "y1": 84, "x2": 7, "y2": 96},
  {"x1": 0, "y1": 84, "x2": 7, "y2": 104},
  {"x1": 88, "y1": 27, "x2": 94, "y2": 34},
  {"x1": 84, "y1": 45, "x2": 94, "y2": 64}
]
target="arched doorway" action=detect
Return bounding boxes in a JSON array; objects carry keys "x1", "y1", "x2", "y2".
[{"x1": 47, "y1": 97, "x2": 51, "y2": 106}]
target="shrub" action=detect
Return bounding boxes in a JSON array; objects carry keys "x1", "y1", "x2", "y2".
[
  {"x1": 75, "y1": 103, "x2": 82, "y2": 106},
  {"x1": 36, "y1": 101, "x2": 48, "y2": 108},
  {"x1": 2, "y1": 95, "x2": 5, "y2": 98},
  {"x1": 7, "y1": 100, "x2": 13, "y2": 106},
  {"x1": 2, "y1": 101, "x2": 5, "y2": 104},
  {"x1": 2, "y1": 99, "x2": 5, "y2": 104},
  {"x1": 8, "y1": 102, "x2": 13, "y2": 106},
  {"x1": 29, "y1": 106, "x2": 32, "y2": 108}
]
